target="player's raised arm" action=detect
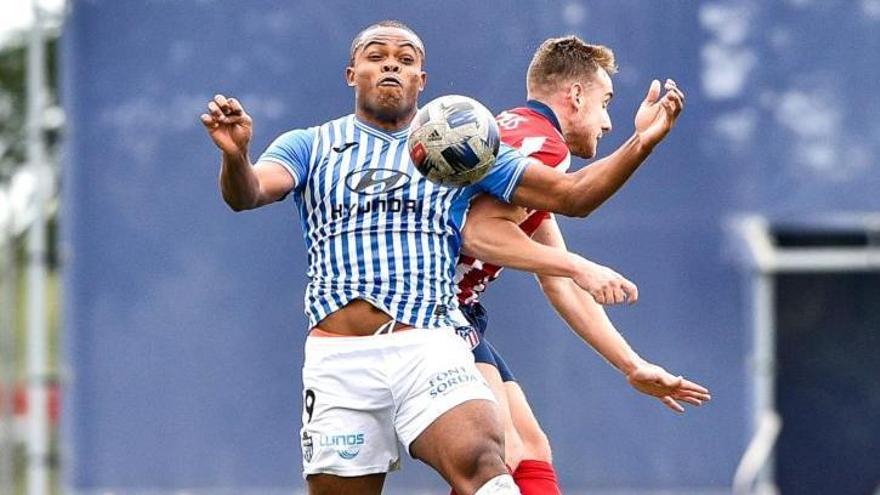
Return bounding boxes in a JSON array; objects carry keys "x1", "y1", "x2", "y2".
[
  {"x1": 461, "y1": 194, "x2": 638, "y2": 305},
  {"x1": 531, "y1": 217, "x2": 710, "y2": 413},
  {"x1": 511, "y1": 79, "x2": 684, "y2": 217},
  {"x1": 200, "y1": 94, "x2": 294, "y2": 211}
]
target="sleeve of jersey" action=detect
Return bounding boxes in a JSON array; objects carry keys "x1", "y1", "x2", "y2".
[
  {"x1": 475, "y1": 144, "x2": 528, "y2": 203},
  {"x1": 528, "y1": 139, "x2": 568, "y2": 169},
  {"x1": 256, "y1": 128, "x2": 316, "y2": 190}
]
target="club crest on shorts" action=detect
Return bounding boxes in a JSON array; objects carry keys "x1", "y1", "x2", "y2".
[
  {"x1": 455, "y1": 325, "x2": 481, "y2": 350},
  {"x1": 301, "y1": 431, "x2": 314, "y2": 463}
]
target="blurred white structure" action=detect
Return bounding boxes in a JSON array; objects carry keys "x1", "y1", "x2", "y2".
[{"x1": 732, "y1": 214, "x2": 880, "y2": 495}]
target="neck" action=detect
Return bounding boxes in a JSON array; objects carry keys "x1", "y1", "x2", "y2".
[
  {"x1": 525, "y1": 95, "x2": 564, "y2": 133},
  {"x1": 355, "y1": 105, "x2": 415, "y2": 132}
]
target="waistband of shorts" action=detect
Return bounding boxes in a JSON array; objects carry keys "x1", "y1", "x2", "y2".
[
  {"x1": 305, "y1": 326, "x2": 457, "y2": 348},
  {"x1": 309, "y1": 321, "x2": 415, "y2": 338}
]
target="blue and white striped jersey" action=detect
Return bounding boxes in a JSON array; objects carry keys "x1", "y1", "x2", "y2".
[{"x1": 258, "y1": 114, "x2": 528, "y2": 329}]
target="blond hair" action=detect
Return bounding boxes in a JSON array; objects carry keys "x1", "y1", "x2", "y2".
[{"x1": 527, "y1": 36, "x2": 617, "y2": 94}]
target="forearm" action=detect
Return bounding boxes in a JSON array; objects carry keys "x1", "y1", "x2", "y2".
[
  {"x1": 540, "y1": 276, "x2": 644, "y2": 375},
  {"x1": 563, "y1": 133, "x2": 652, "y2": 216},
  {"x1": 463, "y1": 219, "x2": 580, "y2": 277},
  {"x1": 219, "y1": 149, "x2": 261, "y2": 211}
]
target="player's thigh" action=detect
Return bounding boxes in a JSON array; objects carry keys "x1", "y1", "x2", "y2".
[
  {"x1": 409, "y1": 397, "x2": 507, "y2": 492},
  {"x1": 306, "y1": 472, "x2": 386, "y2": 495},
  {"x1": 394, "y1": 329, "x2": 506, "y2": 490},
  {"x1": 505, "y1": 381, "x2": 552, "y2": 462},
  {"x1": 477, "y1": 362, "x2": 525, "y2": 468}
]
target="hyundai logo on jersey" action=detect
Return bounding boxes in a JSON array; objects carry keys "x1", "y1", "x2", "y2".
[{"x1": 345, "y1": 168, "x2": 411, "y2": 195}]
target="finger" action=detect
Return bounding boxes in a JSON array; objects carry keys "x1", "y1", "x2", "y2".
[
  {"x1": 644, "y1": 79, "x2": 661, "y2": 104},
  {"x1": 200, "y1": 113, "x2": 219, "y2": 129},
  {"x1": 591, "y1": 290, "x2": 606, "y2": 305},
  {"x1": 622, "y1": 279, "x2": 639, "y2": 304},
  {"x1": 603, "y1": 287, "x2": 616, "y2": 305},
  {"x1": 666, "y1": 84, "x2": 685, "y2": 101},
  {"x1": 677, "y1": 396, "x2": 703, "y2": 407},
  {"x1": 612, "y1": 286, "x2": 626, "y2": 305},
  {"x1": 610, "y1": 287, "x2": 626, "y2": 304},
  {"x1": 217, "y1": 114, "x2": 248, "y2": 126},
  {"x1": 663, "y1": 90, "x2": 684, "y2": 110},
  {"x1": 227, "y1": 97, "x2": 244, "y2": 116},
  {"x1": 662, "y1": 396, "x2": 685, "y2": 413},
  {"x1": 208, "y1": 101, "x2": 224, "y2": 119},
  {"x1": 662, "y1": 374, "x2": 684, "y2": 389},
  {"x1": 213, "y1": 94, "x2": 231, "y2": 114},
  {"x1": 679, "y1": 379, "x2": 710, "y2": 395},
  {"x1": 662, "y1": 97, "x2": 680, "y2": 117},
  {"x1": 677, "y1": 390, "x2": 712, "y2": 402}
]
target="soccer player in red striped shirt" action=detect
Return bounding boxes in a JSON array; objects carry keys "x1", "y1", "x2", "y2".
[{"x1": 454, "y1": 36, "x2": 711, "y2": 495}]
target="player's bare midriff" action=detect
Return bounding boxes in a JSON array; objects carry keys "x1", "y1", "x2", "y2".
[{"x1": 312, "y1": 299, "x2": 412, "y2": 336}]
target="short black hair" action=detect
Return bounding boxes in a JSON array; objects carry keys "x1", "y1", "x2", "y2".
[{"x1": 349, "y1": 19, "x2": 425, "y2": 66}]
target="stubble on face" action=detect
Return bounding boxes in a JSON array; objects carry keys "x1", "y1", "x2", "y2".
[{"x1": 565, "y1": 69, "x2": 613, "y2": 159}]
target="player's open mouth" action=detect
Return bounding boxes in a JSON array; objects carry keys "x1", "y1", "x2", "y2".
[{"x1": 378, "y1": 77, "x2": 402, "y2": 87}]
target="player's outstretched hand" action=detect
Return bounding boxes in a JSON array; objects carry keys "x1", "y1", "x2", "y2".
[
  {"x1": 571, "y1": 257, "x2": 639, "y2": 305},
  {"x1": 200, "y1": 94, "x2": 253, "y2": 156},
  {"x1": 633, "y1": 79, "x2": 684, "y2": 149},
  {"x1": 626, "y1": 361, "x2": 711, "y2": 413}
]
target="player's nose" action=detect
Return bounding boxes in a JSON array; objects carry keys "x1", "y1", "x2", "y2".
[{"x1": 382, "y1": 61, "x2": 401, "y2": 72}]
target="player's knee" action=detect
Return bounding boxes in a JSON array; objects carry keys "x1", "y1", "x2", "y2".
[
  {"x1": 460, "y1": 434, "x2": 506, "y2": 478},
  {"x1": 443, "y1": 431, "x2": 508, "y2": 491}
]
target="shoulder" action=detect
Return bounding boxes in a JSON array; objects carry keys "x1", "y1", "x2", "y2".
[{"x1": 496, "y1": 109, "x2": 569, "y2": 169}]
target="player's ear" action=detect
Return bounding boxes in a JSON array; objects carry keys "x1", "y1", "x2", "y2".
[
  {"x1": 345, "y1": 66, "x2": 356, "y2": 87},
  {"x1": 418, "y1": 71, "x2": 427, "y2": 92},
  {"x1": 569, "y1": 82, "x2": 584, "y2": 109}
]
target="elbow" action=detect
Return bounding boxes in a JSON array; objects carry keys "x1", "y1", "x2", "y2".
[
  {"x1": 559, "y1": 197, "x2": 594, "y2": 218},
  {"x1": 222, "y1": 193, "x2": 255, "y2": 212},
  {"x1": 226, "y1": 201, "x2": 248, "y2": 212},
  {"x1": 461, "y1": 232, "x2": 490, "y2": 259},
  {"x1": 220, "y1": 183, "x2": 258, "y2": 212}
]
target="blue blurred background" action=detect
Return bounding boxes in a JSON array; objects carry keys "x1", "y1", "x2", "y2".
[{"x1": 57, "y1": 1, "x2": 880, "y2": 494}]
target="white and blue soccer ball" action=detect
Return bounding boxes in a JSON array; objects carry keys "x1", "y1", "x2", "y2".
[{"x1": 407, "y1": 95, "x2": 500, "y2": 187}]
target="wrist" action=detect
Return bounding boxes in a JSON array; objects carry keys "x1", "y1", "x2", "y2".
[
  {"x1": 563, "y1": 252, "x2": 582, "y2": 278},
  {"x1": 223, "y1": 147, "x2": 250, "y2": 163},
  {"x1": 631, "y1": 132, "x2": 656, "y2": 156},
  {"x1": 619, "y1": 353, "x2": 646, "y2": 376}
]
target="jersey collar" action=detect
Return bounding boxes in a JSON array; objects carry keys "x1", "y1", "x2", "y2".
[
  {"x1": 526, "y1": 100, "x2": 562, "y2": 134},
  {"x1": 354, "y1": 115, "x2": 410, "y2": 141}
]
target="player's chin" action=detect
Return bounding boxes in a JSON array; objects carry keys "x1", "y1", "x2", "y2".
[
  {"x1": 573, "y1": 143, "x2": 597, "y2": 159},
  {"x1": 372, "y1": 96, "x2": 414, "y2": 121}
]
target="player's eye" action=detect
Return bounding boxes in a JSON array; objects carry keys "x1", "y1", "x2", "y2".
[{"x1": 400, "y1": 56, "x2": 415, "y2": 64}]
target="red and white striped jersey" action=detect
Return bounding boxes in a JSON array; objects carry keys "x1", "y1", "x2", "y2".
[{"x1": 455, "y1": 101, "x2": 571, "y2": 305}]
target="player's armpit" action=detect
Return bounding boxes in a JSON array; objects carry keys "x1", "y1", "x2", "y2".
[{"x1": 468, "y1": 194, "x2": 530, "y2": 223}]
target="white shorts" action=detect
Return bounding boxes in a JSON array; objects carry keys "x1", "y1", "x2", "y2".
[{"x1": 299, "y1": 326, "x2": 495, "y2": 478}]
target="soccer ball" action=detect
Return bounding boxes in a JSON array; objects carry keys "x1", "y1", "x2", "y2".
[{"x1": 407, "y1": 95, "x2": 500, "y2": 187}]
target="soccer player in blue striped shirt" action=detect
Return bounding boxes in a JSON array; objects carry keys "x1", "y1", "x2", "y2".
[{"x1": 201, "y1": 20, "x2": 682, "y2": 495}]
